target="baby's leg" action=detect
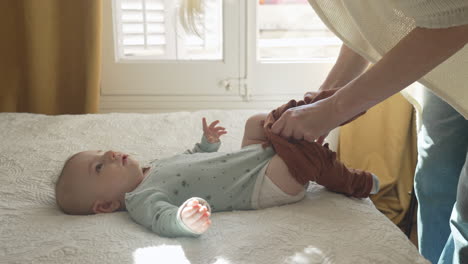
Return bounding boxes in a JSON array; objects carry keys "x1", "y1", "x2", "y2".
[
  {"x1": 265, "y1": 154, "x2": 305, "y2": 196},
  {"x1": 242, "y1": 113, "x2": 305, "y2": 195},
  {"x1": 241, "y1": 113, "x2": 268, "y2": 148}
]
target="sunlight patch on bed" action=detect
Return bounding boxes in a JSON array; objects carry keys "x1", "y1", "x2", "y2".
[
  {"x1": 133, "y1": 245, "x2": 232, "y2": 264},
  {"x1": 212, "y1": 257, "x2": 231, "y2": 264},
  {"x1": 286, "y1": 246, "x2": 333, "y2": 264},
  {"x1": 133, "y1": 245, "x2": 190, "y2": 264}
]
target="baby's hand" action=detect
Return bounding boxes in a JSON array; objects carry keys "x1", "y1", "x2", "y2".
[
  {"x1": 180, "y1": 199, "x2": 211, "y2": 234},
  {"x1": 202, "y1": 117, "x2": 227, "y2": 143}
]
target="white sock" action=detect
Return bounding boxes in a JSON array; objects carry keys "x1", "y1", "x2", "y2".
[{"x1": 370, "y1": 174, "x2": 380, "y2": 194}]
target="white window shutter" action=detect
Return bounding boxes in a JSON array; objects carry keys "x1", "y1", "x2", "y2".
[
  {"x1": 117, "y1": 0, "x2": 174, "y2": 59},
  {"x1": 115, "y1": 0, "x2": 222, "y2": 60}
]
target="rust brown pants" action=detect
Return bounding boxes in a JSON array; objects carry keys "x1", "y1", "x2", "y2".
[{"x1": 263, "y1": 99, "x2": 373, "y2": 198}]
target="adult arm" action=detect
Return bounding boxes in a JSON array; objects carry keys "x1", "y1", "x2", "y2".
[
  {"x1": 302, "y1": 44, "x2": 369, "y2": 143},
  {"x1": 319, "y1": 44, "x2": 370, "y2": 91},
  {"x1": 273, "y1": 25, "x2": 468, "y2": 142},
  {"x1": 336, "y1": 25, "x2": 468, "y2": 118},
  {"x1": 303, "y1": 44, "x2": 369, "y2": 103}
]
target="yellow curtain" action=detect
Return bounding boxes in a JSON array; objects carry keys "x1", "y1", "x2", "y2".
[
  {"x1": 338, "y1": 93, "x2": 417, "y2": 224},
  {"x1": 0, "y1": 0, "x2": 101, "y2": 114}
]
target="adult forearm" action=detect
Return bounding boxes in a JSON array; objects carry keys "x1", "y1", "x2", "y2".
[
  {"x1": 321, "y1": 44, "x2": 370, "y2": 90},
  {"x1": 334, "y1": 25, "x2": 468, "y2": 118}
]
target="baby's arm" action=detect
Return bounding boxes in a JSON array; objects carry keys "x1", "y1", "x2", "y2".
[
  {"x1": 126, "y1": 192, "x2": 211, "y2": 238},
  {"x1": 184, "y1": 118, "x2": 226, "y2": 154},
  {"x1": 202, "y1": 117, "x2": 227, "y2": 144},
  {"x1": 179, "y1": 198, "x2": 211, "y2": 234}
]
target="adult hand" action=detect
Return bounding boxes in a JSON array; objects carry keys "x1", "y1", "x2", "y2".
[
  {"x1": 301, "y1": 88, "x2": 366, "y2": 143},
  {"x1": 271, "y1": 87, "x2": 367, "y2": 142},
  {"x1": 271, "y1": 97, "x2": 338, "y2": 142},
  {"x1": 202, "y1": 117, "x2": 227, "y2": 143},
  {"x1": 303, "y1": 88, "x2": 339, "y2": 104},
  {"x1": 303, "y1": 88, "x2": 340, "y2": 144},
  {"x1": 180, "y1": 199, "x2": 211, "y2": 234}
]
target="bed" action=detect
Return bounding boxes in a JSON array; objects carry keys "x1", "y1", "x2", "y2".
[{"x1": 0, "y1": 111, "x2": 429, "y2": 264}]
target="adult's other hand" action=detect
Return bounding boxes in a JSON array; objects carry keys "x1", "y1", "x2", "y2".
[
  {"x1": 271, "y1": 89, "x2": 366, "y2": 143},
  {"x1": 270, "y1": 97, "x2": 337, "y2": 143}
]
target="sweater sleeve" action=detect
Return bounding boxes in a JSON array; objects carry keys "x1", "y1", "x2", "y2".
[
  {"x1": 184, "y1": 135, "x2": 221, "y2": 154},
  {"x1": 125, "y1": 190, "x2": 201, "y2": 238},
  {"x1": 395, "y1": 0, "x2": 468, "y2": 28}
]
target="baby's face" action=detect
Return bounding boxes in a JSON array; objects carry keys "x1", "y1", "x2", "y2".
[{"x1": 70, "y1": 150, "x2": 147, "y2": 203}]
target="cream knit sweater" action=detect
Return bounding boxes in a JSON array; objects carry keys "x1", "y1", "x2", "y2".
[{"x1": 308, "y1": 0, "x2": 468, "y2": 118}]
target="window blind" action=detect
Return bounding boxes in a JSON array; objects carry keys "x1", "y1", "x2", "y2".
[{"x1": 115, "y1": 0, "x2": 222, "y2": 60}]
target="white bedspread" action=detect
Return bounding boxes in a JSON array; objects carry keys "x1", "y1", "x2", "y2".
[{"x1": 0, "y1": 111, "x2": 428, "y2": 264}]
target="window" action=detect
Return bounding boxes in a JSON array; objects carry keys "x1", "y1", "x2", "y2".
[
  {"x1": 247, "y1": 0, "x2": 341, "y2": 98},
  {"x1": 101, "y1": 0, "x2": 341, "y2": 112},
  {"x1": 257, "y1": 0, "x2": 341, "y2": 61}
]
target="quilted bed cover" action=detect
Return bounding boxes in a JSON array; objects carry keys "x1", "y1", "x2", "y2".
[{"x1": 0, "y1": 111, "x2": 429, "y2": 264}]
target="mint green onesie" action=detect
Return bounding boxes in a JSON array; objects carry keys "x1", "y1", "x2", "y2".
[{"x1": 125, "y1": 135, "x2": 276, "y2": 238}]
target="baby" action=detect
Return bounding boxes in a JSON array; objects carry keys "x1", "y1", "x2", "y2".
[{"x1": 56, "y1": 114, "x2": 379, "y2": 238}]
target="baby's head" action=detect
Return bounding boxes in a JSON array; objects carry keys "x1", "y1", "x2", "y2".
[{"x1": 55, "y1": 150, "x2": 149, "y2": 215}]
